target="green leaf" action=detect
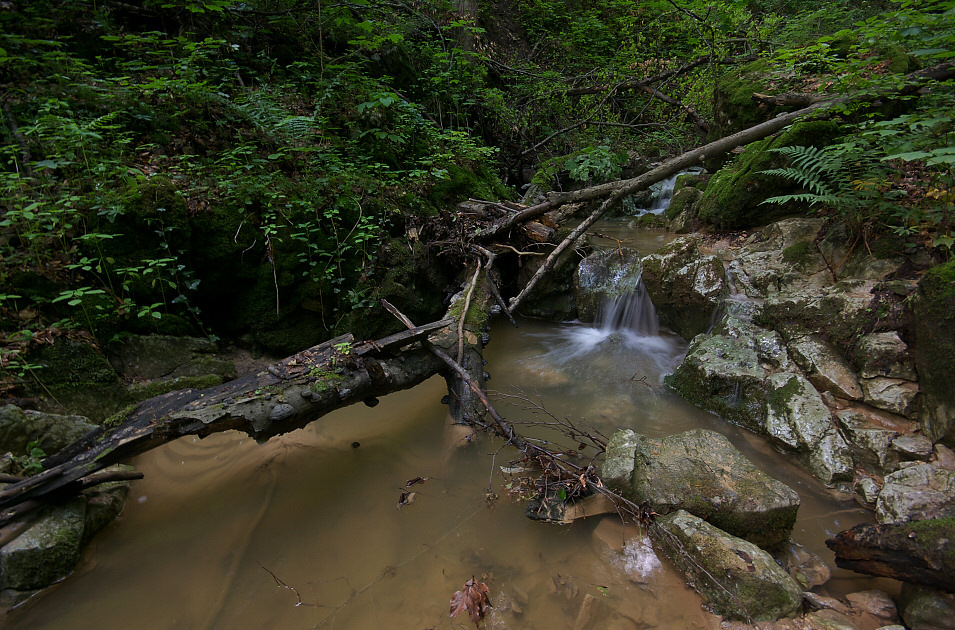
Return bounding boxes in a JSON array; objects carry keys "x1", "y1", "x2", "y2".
[{"x1": 558, "y1": 488, "x2": 568, "y2": 502}]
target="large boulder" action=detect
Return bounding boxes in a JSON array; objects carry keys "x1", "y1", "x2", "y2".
[
  {"x1": 756, "y1": 279, "x2": 882, "y2": 351},
  {"x1": 640, "y1": 237, "x2": 727, "y2": 341},
  {"x1": 516, "y1": 239, "x2": 582, "y2": 321},
  {"x1": 24, "y1": 338, "x2": 130, "y2": 422},
  {"x1": 857, "y1": 331, "x2": 918, "y2": 381},
  {"x1": 914, "y1": 260, "x2": 955, "y2": 445},
  {"x1": 861, "y1": 377, "x2": 920, "y2": 419},
  {"x1": 764, "y1": 372, "x2": 853, "y2": 486},
  {"x1": 107, "y1": 334, "x2": 236, "y2": 382},
  {"x1": 695, "y1": 121, "x2": 840, "y2": 230},
  {"x1": 603, "y1": 428, "x2": 800, "y2": 547},
  {"x1": 664, "y1": 316, "x2": 789, "y2": 432},
  {"x1": 655, "y1": 510, "x2": 804, "y2": 621},
  {"x1": 876, "y1": 463, "x2": 955, "y2": 524},
  {"x1": 573, "y1": 248, "x2": 643, "y2": 323},
  {"x1": 0, "y1": 405, "x2": 96, "y2": 456},
  {"x1": 0, "y1": 498, "x2": 85, "y2": 593}
]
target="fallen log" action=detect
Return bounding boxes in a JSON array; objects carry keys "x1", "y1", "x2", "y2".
[
  {"x1": 477, "y1": 60, "x2": 955, "y2": 246},
  {"x1": 0, "y1": 321, "x2": 457, "y2": 521},
  {"x1": 826, "y1": 517, "x2": 955, "y2": 592}
]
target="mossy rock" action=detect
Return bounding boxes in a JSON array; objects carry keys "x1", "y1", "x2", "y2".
[
  {"x1": 429, "y1": 163, "x2": 513, "y2": 207},
  {"x1": 914, "y1": 260, "x2": 955, "y2": 445},
  {"x1": 695, "y1": 120, "x2": 841, "y2": 230},
  {"x1": 711, "y1": 58, "x2": 806, "y2": 139},
  {"x1": 25, "y1": 338, "x2": 130, "y2": 422},
  {"x1": 0, "y1": 498, "x2": 86, "y2": 591}
]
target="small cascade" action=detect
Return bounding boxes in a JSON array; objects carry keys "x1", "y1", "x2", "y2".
[
  {"x1": 646, "y1": 173, "x2": 679, "y2": 214},
  {"x1": 594, "y1": 277, "x2": 659, "y2": 336}
]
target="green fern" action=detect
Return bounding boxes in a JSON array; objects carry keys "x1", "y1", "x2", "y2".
[{"x1": 760, "y1": 144, "x2": 864, "y2": 210}]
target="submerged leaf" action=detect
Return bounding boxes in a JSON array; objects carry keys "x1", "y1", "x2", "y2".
[{"x1": 449, "y1": 578, "x2": 492, "y2": 626}]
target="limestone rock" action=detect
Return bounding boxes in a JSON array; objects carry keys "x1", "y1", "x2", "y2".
[
  {"x1": 641, "y1": 237, "x2": 727, "y2": 341},
  {"x1": 0, "y1": 498, "x2": 86, "y2": 590},
  {"x1": 107, "y1": 334, "x2": 235, "y2": 381},
  {"x1": 892, "y1": 434, "x2": 934, "y2": 462},
  {"x1": 727, "y1": 218, "x2": 830, "y2": 299},
  {"x1": 611, "y1": 428, "x2": 800, "y2": 547},
  {"x1": 914, "y1": 260, "x2": 955, "y2": 446},
  {"x1": 876, "y1": 463, "x2": 955, "y2": 523},
  {"x1": 835, "y1": 409, "x2": 900, "y2": 474},
  {"x1": 757, "y1": 279, "x2": 880, "y2": 351},
  {"x1": 765, "y1": 373, "x2": 853, "y2": 485},
  {"x1": 861, "y1": 377, "x2": 920, "y2": 418},
  {"x1": 664, "y1": 331, "x2": 768, "y2": 433},
  {"x1": 0, "y1": 405, "x2": 97, "y2": 456},
  {"x1": 857, "y1": 332, "x2": 917, "y2": 381},
  {"x1": 655, "y1": 510, "x2": 804, "y2": 621},
  {"x1": 788, "y1": 335, "x2": 863, "y2": 400}
]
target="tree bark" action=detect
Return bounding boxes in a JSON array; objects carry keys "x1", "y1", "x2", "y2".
[
  {"x1": 0, "y1": 322, "x2": 456, "y2": 521},
  {"x1": 826, "y1": 518, "x2": 955, "y2": 592}
]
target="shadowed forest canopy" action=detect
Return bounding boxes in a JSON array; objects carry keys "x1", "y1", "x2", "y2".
[{"x1": 1, "y1": 0, "x2": 952, "y2": 402}]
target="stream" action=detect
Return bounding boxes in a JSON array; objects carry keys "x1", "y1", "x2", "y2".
[{"x1": 5, "y1": 227, "x2": 895, "y2": 630}]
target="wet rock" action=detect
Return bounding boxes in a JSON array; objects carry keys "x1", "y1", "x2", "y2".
[
  {"x1": 861, "y1": 377, "x2": 920, "y2": 418},
  {"x1": 664, "y1": 331, "x2": 768, "y2": 432},
  {"x1": 0, "y1": 404, "x2": 97, "y2": 456},
  {"x1": 720, "y1": 315, "x2": 794, "y2": 370},
  {"x1": 898, "y1": 583, "x2": 955, "y2": 630},
  {"x1": 641, "y1": 237, "x2": 727, "y2": 341},
  {"x1": 845, "y1": 590, "x2": 898, "y2": 622},
  {"x1": 892, "y1": 434, "x2": 934, "y2": 462},
  {"x1": 574, "y1": 249, "x2": 644, "y2": 323},
  {"x1": 757, "y1": 279, "x2": 880, "y2": 351},
  {"x1": 655, "y1": 510, "x2": 804, "y2": 621},
  {"x1": 606, "y1": 428, "x2": 800, "y2": 547},
  {"x1": 876, "y1": 463, "x2": 955, "y2": 523},
  {"x1": 835, "y1": 409, "x2": 900, "y2": 474},
  {"x1": 913, "y1": 260, "x2": 955, "y2": 446},
  {"x1": 0, "y1": 497, "x2": 86, "y2": 591},
  {"x1": 854, "y1": 476, "x2": 882, "y2": 505},
  {"x1": 788, "y1": 335, "x2": 863, "y2": 400},
  {"x1": 517, "y1": 239, "x2": 584, "y2": 321},
  {"x1": 774, "y1": 540, "x2": 832, "y2": 589},
  {"x1": 665, "y1": 186, "x2": 703, "y2": 233},
  {"x1": 765, "y1": 373, "x2": 853, "y2": 486},
  {"x1": 727, "y1": 218, "x2": 830, "y2": 299},
  {"x1": 856, "y1": 332, "x2": 917, "y2": 381}
]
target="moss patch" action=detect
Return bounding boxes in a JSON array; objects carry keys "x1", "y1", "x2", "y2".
[{"x1": 696, "y1": 120, "x2": 841, "y2": 230}]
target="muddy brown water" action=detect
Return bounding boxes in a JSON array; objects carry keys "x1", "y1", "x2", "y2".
[{"x1": 5, "y1": 232, "x2": 897, "y2": 630}]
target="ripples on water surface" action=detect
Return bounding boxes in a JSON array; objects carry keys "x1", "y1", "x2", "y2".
[{"x1": 6, "y1": 316, "x2": 886, "y2": 630}]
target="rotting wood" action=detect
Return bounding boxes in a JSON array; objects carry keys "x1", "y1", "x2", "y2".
[
  {"x1": 0, "y1": 324, "x2": 457, "y2": 522},
  {"x1": 826, "y1": 518, "x2": 955, "y2": 592}
]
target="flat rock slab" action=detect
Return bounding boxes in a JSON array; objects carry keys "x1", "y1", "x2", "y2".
[{"x1": 603, "y1": 428, "x2": 800, "y2": 547}]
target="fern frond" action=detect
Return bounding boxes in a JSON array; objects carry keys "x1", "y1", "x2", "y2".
[
  {"x1": 274, "y1": 116, "x2": 315, "y2": 140},
  {"x1": 760, "y1": 192, "x2": 842, "y2": 207},
  {"x1": 760, "y1": 166, "x2": 837, "y2": 197}
]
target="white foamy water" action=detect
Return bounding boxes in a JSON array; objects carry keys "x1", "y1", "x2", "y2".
[{"x1": 619, "y1": 536, "x2": 663, "y2": 582}]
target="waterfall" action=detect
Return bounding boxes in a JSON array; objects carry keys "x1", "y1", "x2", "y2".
[{"x1": 594, "y1": 276, "x2": 659, "y2": 336}]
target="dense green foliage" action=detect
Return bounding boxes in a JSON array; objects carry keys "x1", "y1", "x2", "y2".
[{"x1": 0, "y1": 0, "x2": 952, "y2": 398}]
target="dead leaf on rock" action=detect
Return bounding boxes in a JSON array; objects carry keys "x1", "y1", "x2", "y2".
[
  {"x1": 405, "y1": 476, "x2": 429, "y2": 487},
  {"x1": 449, "y1": 577, "x2": 492, "y2": 626}
]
